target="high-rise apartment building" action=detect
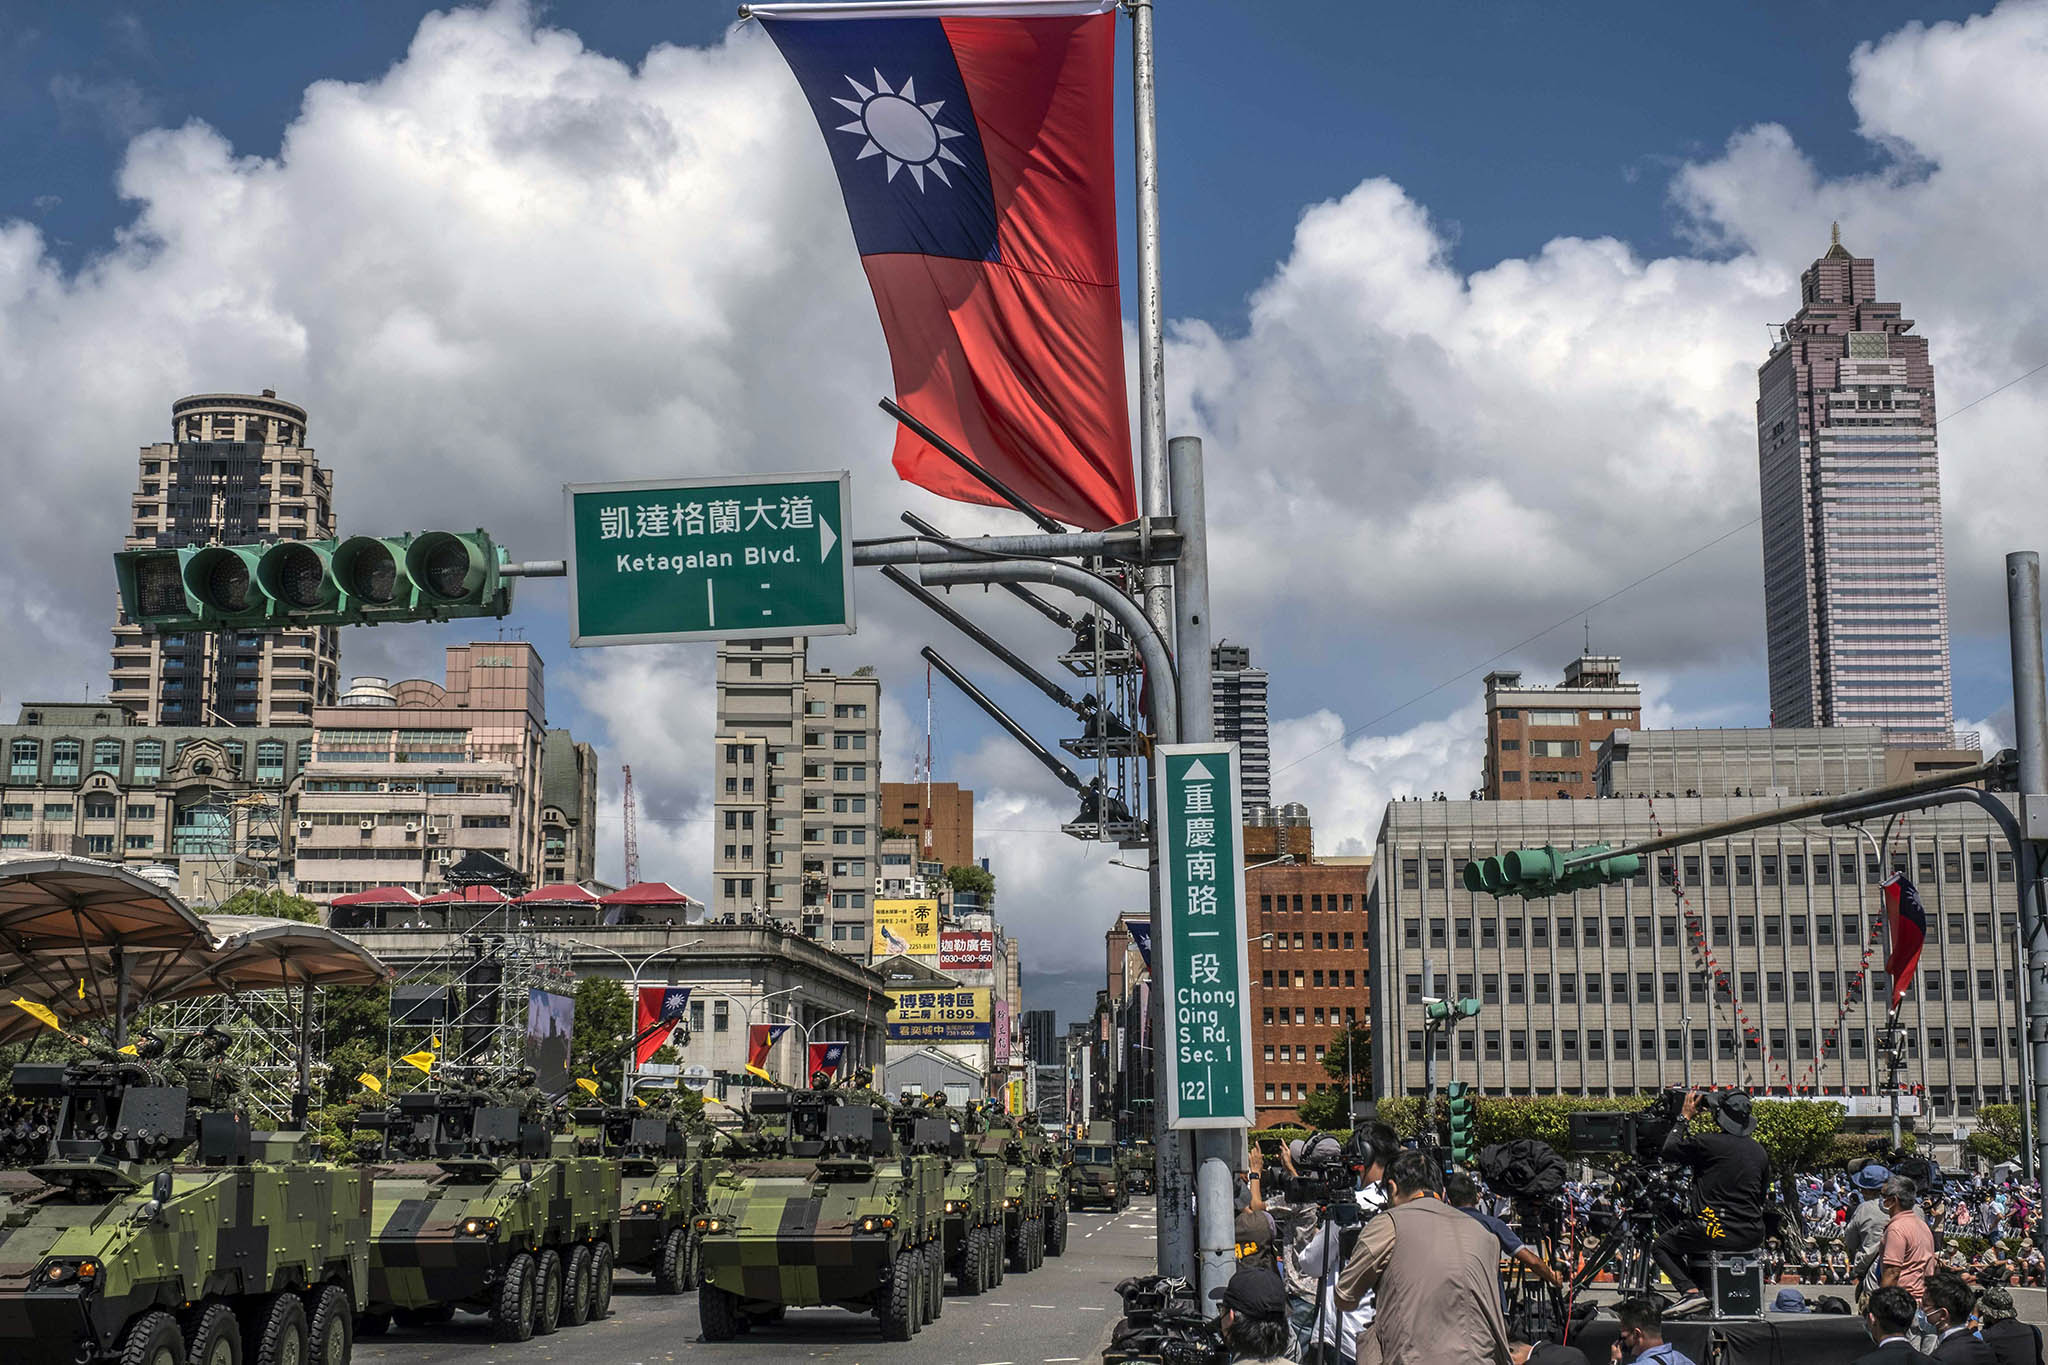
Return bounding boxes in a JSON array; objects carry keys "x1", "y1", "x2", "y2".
[
  {"x1": 1482, "y1": 655, "x2": 1642, "y2": 799},
  {"x1": 110, "y1": 392, "x2": 340, "y2": 726},
  {"x1": 879, "y1": 780, "x2": 975, "y2": 868},
  {"x1": 711, "y1": 638, "x2": 880, "y2": 945},
  {"x1": 1758, "y1": 228, "x2": 1954, "y2": 746},
  {"x1": 1212, "y1": 643, "x2": 1271, "y2": 806}
]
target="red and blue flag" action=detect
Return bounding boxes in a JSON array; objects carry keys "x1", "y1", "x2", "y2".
[
  {"x1": 633, "y1": 985, "x2": 692, "y2": 1066},
  {"x1": 1881, "y1": 874, "x2": 1927, "y2": 1011},
  {"x1": 753, "y1": 0, "x2": 1136, "y2": 530},
  {"x1": 808, "y1": 1040, "x2": 850, "y2": 1077}
]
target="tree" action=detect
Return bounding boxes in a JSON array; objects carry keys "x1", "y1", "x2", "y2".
[
  {"x1": 879, "y1": 826, "x2": 907, "y2": 841},
  {"x1": 1968, "y1": 1104, "x2": 2023, "y2": 1165},
  {"x1": 946, "y1": 865, "x2": 996, "y2": 897},
  {"x1": 1296, "y1": 1089, "x2": 1350, "y2": 1129},
  {"x1": 1320, "y1": 1021, "x2": 1371, "y2": 1098},
  {"x1": 213, "y1": 886, "x2": 320, "y2": 923},
  {"x1": 572, "y1": 976, "x2": 633, "y2": 1096}
]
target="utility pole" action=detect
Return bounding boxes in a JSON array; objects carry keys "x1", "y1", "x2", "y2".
[{"x1": 2004, "y1": 552, "x2": 2048, "y2": 1203}]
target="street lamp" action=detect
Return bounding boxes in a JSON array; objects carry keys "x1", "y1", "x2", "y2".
[
  {"x1": 795, "y1": 1007, "x2": 857, "y2": 1076},
  {"x1": 699, "y1": 985, "x2": 804, "y2": 1089},
  {"x1": 564, "y1": 936, "x2": 704, "y2": 1101}
]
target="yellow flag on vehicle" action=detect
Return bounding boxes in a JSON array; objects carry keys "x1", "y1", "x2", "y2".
[
  {"x1": 574, "y1": 1077, "x2": 600, "y2": 1096},
  {"x1": 358, "y1": 1072, "x2": 384, "y2": 1093},
  {"x1": 118, "y1": 1044, "x2": 139, "y2": 1056},
  {"x1": 400, "y1": 1051, "x2": 436, "y2": 1074},
  {"x1": 8, "y1": 998, "x2": 58, "y2": 1030}
]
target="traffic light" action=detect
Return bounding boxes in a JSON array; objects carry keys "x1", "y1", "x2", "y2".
[
  {"x1": 1461, "y1": 844, "x2": 1642, "y2": 900},
  {"x1": 1455, "y1": 997, "x2": 1481, "y2": 1020},
  {"x1": 1423, "y1": 998, "x2": 1451, "y2": 1024},
  {"x1": 1447, "y1": 1082, "x2": 1477, "y2": 1163},
  {"x1": 115, "y1": 531, "x2": 512, "y2": 630}
]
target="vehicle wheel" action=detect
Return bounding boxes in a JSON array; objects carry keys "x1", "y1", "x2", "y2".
[
  {"x1": 925, "y1": 1243, "x2": 943, "y2": 1321},
  {"x1": 122, "y1": 1310, "x2": 187, "y2": 1365},
  {"x1": 532, "y1": 1248, "x2": 563, "y2": 1336},
  {"x1": 654, "y1": 1228, "x2": 689, "y2": 1295},
  {"x1": 681, "y1": 1229, "x2": 701, "y2": 1290},
  {"x1": 1046, "y1": 1201, "x2": 1069, "y2": 1258},
  {"x1": 491, "y1": 1252, "x2": 536, "y2": 1343},
  {"x1": 350, "y1": 1313, "x2": 388, "y2": 1340},
  {"x1": 184, "y1": 1304, "x2": 243, "y2": 1365},
  {"x1": 304, "y1": 1287, "x2": 351, "y2": 1365},
  {"x1": 1031, "y1": 1217, "x2": 1046, "y2": 1268},
  {"x1": 589, "y1": 1242, "x2": 616, "y2": 1321},
  {"x1": 877, "y1": 1252, "x2": 915, "y2": 1341},
  {"x1": 248, "y1": 1293, "x2": 308, "y2": 1365},
  {"x1": 560, "y1": 1245, "x2": 593, "y2": 1327},
  {"x1": 958, "y1": 1227, "x2": 982, "y2": 1296},
  {"x1": 699, "y1": 1283, "x2": 741, "y2": 1343}
]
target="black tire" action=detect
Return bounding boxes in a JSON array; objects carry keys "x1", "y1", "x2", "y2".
[
  {"x1": 560, "y1": 1245, "x2": 593, "y2": 1328},
  {"x1": 680, "y1": 1229, "x2": 700, "y2": 1290},
  {"x1": 957, "y1": 1227, "x2": 982, "y2": 1296},
  {"x1": 1046, "y1": 1201, "x2": 1069, "y2": 1258},
  {"x1": 589, "y1": 1242, "x2": 615, "y2": 1321},
  {"x1": 248, "y1": 1294, "x2": 308, "y2": 1365},
  {"x1": 532, "y1": 1248, "x2": 562, "y2": 1336},
  {"x1": 304, "y1": 1287, "x2": 351, "y2": 1365},
  {"x1": 122, "y1": 1310, "x2": 186, "y2": 1365},
  {"x1": 925, "y1": 1243, "x2": 942, "y2": 1322},
  {"x1": 491, "y1": 1252, "x2": 536, "y2": 1343},
  {"x1": 653, "y1": 1228, "x2": 689, "y2": 1295},
  {"x1": 1032, "y1": 1217, "x2": 1046, "y2": 1268},
  {"x1": 876, "y1": 1252, "x2": 915, "y2": 1341},
  {"x1": 699, "y1": 1283, "x2": 741, "y2": 1343},
  {"x1": 184, "y1": 1304, "x2": 243, "y2": 1365}
]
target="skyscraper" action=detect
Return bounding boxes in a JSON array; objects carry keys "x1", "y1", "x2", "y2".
[
  {"x1": 109, "y1": 392, "x2": 339, "y2": 726},
  {"x1": 1757, "y1": 229, "x2": 1953, "y2": 746},
  {"x1": 1212, "y1": 642, "x2": 1271, "y2": 806}
]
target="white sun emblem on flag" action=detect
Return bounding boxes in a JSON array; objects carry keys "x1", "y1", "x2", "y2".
[{"x1": 833, "y1": 70, "x2": 967, "y2": 191}]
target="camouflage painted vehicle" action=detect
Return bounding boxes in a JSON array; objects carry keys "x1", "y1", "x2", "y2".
[
  {"x1": 0, "y1": 1060, "x2": 367, "y2": 1365},
  {"x1": 1069, "y1": 1139, "x2": 1128, "y2": 1211},
  {"x1": 356, "y1": 1087, "x2": 619, "y2": 1342},
  {"x1": 935, "y1": 1109, "x2": 1005, "y2": 1295},
  {"x1": 573, "y1": 1106, "x2": 707, "y2": 1293},
  {"x1": 695, "y1": 1089, "x2": 949, "y2": 1341},
  {"x1": 976, "y1": 1113, "x2": 1067, "y2": 1270},
  {"x1": 1126, "y1": 1140, "x2": 1156, "y2": 1194}
]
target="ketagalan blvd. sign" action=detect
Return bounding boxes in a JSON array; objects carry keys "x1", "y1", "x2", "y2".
[{"x1": 1155, "y1": 743, "x2": 1254, "y2": 1130}]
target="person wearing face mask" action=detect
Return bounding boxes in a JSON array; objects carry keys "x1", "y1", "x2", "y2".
[
  {"x1": 1920, "y1": 1272, "x2": 1994, "y2": 1364},
  {"x1": 1606, "y1": 1298, "x2": 1696, "y2": 1365},
  {"x1": 1855, "y1": 1286, "x2": 1936, "y2": 1365},
  {"x1": 1879, "y1": 1176, "x2": 1939, "y2": 1308}
]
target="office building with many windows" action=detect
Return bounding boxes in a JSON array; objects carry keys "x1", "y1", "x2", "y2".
[
  {"x1": 1482, "y1": 655, "x2": 1642, "y2": 799},
  {"x1": 1757, "y1": 229, "x2": 1953, "y2": 745}
]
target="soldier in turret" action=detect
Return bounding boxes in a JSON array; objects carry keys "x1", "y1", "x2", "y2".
[
  {"x1": 502, "y1": 1065, "x2": 553, "y2": 1127},
  {"x1": 167, "y1": 1026, "x2": 243, "y2": 1113},
  {"x1": 810, "y1": 1069, "x2": 836, "y2": 1093},
  {"x1": 845, "y1": 1066, "x2": 890, "y2": 1109}
]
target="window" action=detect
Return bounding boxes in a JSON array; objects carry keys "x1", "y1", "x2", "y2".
[
  {"x1": 255, "y1": 740, "x2": 285, "y2": 782},
  {"x1": 1709, "y1": 855, "x2": 1728, "y2": 887},
  {"x1": 1510, "y1": 1030, "x2": 1527, "y2": 1060},
  {"x1": 1971, "y1": 850, "x2": 1989, "y2": 884},
  {"x1": 1787, "y1": 854, "x2": 1805, "y2": 884},
  {"x1": 1761, "y1": 855, "x2": 1778, "y2": 886},
  {"x1": 1660, "y1": 917, "x2": 1677, "y2": 947},
  {"x1": 1401, "y1": 858, "x2": 1419, "y2": 890},
  {"x1": 1662, "y1": 972, "x2": 1679, "y2": 1003},
  {"x1": 1427, "y1": 858, "x2": 1444, "y2": 889},
  {"x1": 83, "y1": 796, "x2": 116, "y2": 820},
  {"x1": 1455, "y1": 919, "x2": 1472, "y2": 947},
  {"x1": 1505, "y1": 918, "x2": 1523, "y2": 947},
  {"x1": 1944, "y1": 852, "x2": 1963, "y2": 884},
  {"x1": 90, "y1": 739, "x2": 122, "y2": 772},
  {"x1": 1734, "y1": 855, "x2": 1752, "y2": 887},
  {"x1": 1634, "y1": 917, "x2": 1651, "y2": 947},
  {"x1": 1528, "y1": 709, "x2": 1577, "y2": 726},
  {"x1": 1764, "y1": 916, "x2": 1781, "y2": 946},
  {"x1": 124, "y1": 835, "x2": 153, "y2": 850},
  {"x1": 1533, "y1": 975, "x2": 1551, "y2": 1005},
  {"x1": 713, "y1": 1001, "x2": 730, "y2": 1032},
  {"x1": 9, "y1": 740, "x2": 38, "y2": 779},
  {"x1": 1508, "y1": 974, "x2": 1525, "y2": 1005}
]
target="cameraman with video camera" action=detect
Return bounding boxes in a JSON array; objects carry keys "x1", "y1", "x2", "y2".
[{"x1": 1649, "y1": 1090, "x2": 1772, "y2": 1318}]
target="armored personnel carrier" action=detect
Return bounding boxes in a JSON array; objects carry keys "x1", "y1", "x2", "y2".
[
  {"x1": 935, "y1": 1105, "x2": 1005, "y2": 1295},
  {"x1": 0, "y1": 1061, "x2": 368, "y2": 1365},
  {"x1": 356, "y1": 1082, "x2": 619, "y2": 1341},
  {"x1": 695, "y1": 1088, "x2": 948, "y2": 1341},
  {"x1": 1070, "y1": 1121, "x2": 1129, "y2": 1212},
  {"x1": 977, "y1": 1111, "x2": 1068, "y2": 1270},
  {"x1": 576, "y1": 1106, "x2": 708, "y2": 1293},
  {"x1": 1126, "y1": 1138, "x2": 1156, "y2": 1195}
]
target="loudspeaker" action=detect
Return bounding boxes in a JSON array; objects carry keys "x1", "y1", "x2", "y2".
[{"x1": 391, "y1": 984, "x2": 457, "y2": 1025}]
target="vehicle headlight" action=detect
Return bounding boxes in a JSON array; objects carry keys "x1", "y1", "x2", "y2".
[
  {"x1": 35, "y1": 1258, "x2": 100, "y2": 1290},
  {"x1": 858, "y1": 1215, "x2": 898, "y2": 1233},
  {"x1": 633, "y1": 1199, "x2": 665, "y2": 1216},
  {"x1": 694, "y1": 1216, "x2": 724, "y2": 1233},
  {"x1": 943, "y1": 1200, "x2": 961, "y2": 1214},
  {"x1": 1004, "y1": 1197, "x2": 1018, "y2": 1208},
  {"x1": 457, "y1": 1217, "x2": 500, "y2": 1239}
]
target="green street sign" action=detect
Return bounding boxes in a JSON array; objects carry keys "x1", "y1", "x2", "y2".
[
  {"x1": 565, "y1": 472, "x2": 854, "y2": 646},
  {"x1": 1156, "y1": 744, "x2": 1253, "y2": 1131}
]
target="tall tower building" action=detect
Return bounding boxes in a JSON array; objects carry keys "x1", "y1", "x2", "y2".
[
  {"x1": 712, "y1": 637, "x2": 881, "y2": 949},
  {"x1": 1212, "y1": 642, "x2": 1271, "y2": 806},
  {"x1": 109, "y1": 392, "x2": 340, "y2": 726},
  {"x1": 1757, "y1": 229, "x2": 1953, "y2": 747}
]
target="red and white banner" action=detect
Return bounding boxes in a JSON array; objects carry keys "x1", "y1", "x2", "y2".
[{"x1": 939, "y1": 929, "x2": 995, "y2": 971}]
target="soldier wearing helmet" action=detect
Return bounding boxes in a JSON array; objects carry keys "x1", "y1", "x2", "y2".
[{"x1": 811, "y1": 1069, "x2": 835, "y2": 1091}]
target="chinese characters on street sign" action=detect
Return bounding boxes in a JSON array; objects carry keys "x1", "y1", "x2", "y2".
[
  {"x1": 566, "y1": 471, "x2": 854, "y2": 646},
  {"x1": 1156, "y1": 744, "x2": 1253, "y2": 1129}
]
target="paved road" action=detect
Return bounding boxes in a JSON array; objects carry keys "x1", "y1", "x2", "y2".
[{"x1": 357, "y1": 1198, "x2": 1158, "y2": 1365}]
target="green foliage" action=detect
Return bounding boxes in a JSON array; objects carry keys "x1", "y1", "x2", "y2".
[
  {"x1": 648, "y1": 1043, "x2": 680, "y2": 1065},
  {"x1": 879, "y1": 826, "x2": 907, "y2": 841},
  {"x1": 213, "y1": 886, "x2": 321, "y2": 923},
  {"x1": 1294, "y1": 1089, "x2": 1351, "y2": 1129},
  {"x1": 572, "y1": 975, "x2": 633, "y2": 1096},
  {"x1": 1970, "y1": 1104, "x2": 2022, "y2": 1164},
  {"x1": 1748, "y1": 1101, "x2": 1847, "y2": 1171},
  {"x1": 946, "y1": 864, "x2": 996, "y2": 896},
  {"x1": 1320, "y1": 1022, "x2": 1371, "y2": 1088},
  {"x1": 322, "y1": 1037, "x2": 389, "y2": 1107},
  {"x1": 321, "y1": 985, "x2": 391, "y2": 1054}
]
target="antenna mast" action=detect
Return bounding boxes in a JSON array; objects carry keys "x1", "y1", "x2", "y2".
[
  {"x1": 924, "y1": 660, "x2": 934, "y2": 853},
  {"x1": 621, "y1": 764, "x2": 640, "y2": 884}
]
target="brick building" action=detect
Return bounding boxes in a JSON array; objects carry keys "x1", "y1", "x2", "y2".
[
  {"x1": 1246, "y1": 821, "x2": 1372, "y2": 1128},
  {"x1": 879, "y1": 780, "x2": 975, "y2": 869},
  {"x1": 1482, "y1": 654, "x2": 1642, "y2": 799}
]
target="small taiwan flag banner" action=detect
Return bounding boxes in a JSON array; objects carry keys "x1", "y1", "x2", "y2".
[
  {"x1": 1881, "y1": 874, "x2": 1928, "y2": 1010},
  {"x1": 808, "y1": 1040, "x2": 849, "y2": 1079},
  {"x1": 753, "y1": 0, "x2": 1137, "y2": 530},
  {"x1": 635, "y1": 986, "x2": 692, "y2": 1067},
  {"x1": 747, "y1": 1023, "x2": 791, "y2": 1082}
]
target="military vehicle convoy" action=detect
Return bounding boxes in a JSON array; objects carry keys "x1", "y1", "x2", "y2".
[
  {"x1": 937, "y1": 1107, "x2": 1006, "y2": 1295},
  {"x1": 0, "y1": 1060, "x2": 368, "y2": 1365},
  {"x1": 1127, "y1": 1138, "x2": 1157, "y2": 1195},
  {"x1": 355, "y1": 1086, "x2": 619, "y2": 1342},
  {"x1": 694, "y1": 1087, "x2": 951, "y2": 1341},
  {"x1": 1070, "y1": 1120, "x2": 1130, "y2": 1212},
  {"x1": 977, "y1": 1110, "x2": 1069, "y2": 1269},
  {"x1": 576, "y1": 1104, "x2": 711, "y2": 1293}
]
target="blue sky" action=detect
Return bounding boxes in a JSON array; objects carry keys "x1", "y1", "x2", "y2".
[{"x1": 3, "y1": 0, "x2": 2039, "y2": 1027}]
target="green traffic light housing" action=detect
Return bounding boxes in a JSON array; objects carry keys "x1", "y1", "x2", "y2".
[
  {"x1": 1446, "y1": 1081, "x2": 1477, "y2": 1162},
  {"x1": 1462, "y1": 843, "x2": 1642, "y2": 901},
  {"x1": 1455, "y1": 997, "x2": 1481, "y2": 1019}
]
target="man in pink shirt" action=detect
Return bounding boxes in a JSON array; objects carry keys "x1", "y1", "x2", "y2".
[{"x1": 1877, "y1": 1175, "x2": 1938, "y2": 1305}]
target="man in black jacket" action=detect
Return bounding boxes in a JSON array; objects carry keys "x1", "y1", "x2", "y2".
[
  {"x1": 1649, "y1": 1091, "x2": 1772, "y2": 1317},
  {"x1": 1922, "y1": 1272, "x2": 1995, "y2": 1364},
  {"x1": 1854, "y1": 1286, "x2": 1935, "y2": 1365},
  {"x1": 1507, "y1": 1327, "x2": 1590, "y2": 1365},
  {"x1": 1973, "y1": 1286, "x2": 2044, "y2": 1365}
]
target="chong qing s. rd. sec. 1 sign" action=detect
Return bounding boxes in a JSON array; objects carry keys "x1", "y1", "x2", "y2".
[
  {"x1": 1155, "y1": 744, "x2": 1254, "y2": 1129},
  {"x1": 566, "y1": 471, "x2": 854, "y2": 646}
]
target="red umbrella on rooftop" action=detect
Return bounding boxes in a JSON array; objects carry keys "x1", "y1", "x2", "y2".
[
  {"x1": 517, "y1": 882, "x2": 600, "y2": 904},
  {"x1": 328, "y1": 886, "x2": 421, "y2": 907},
  {"x1": 419, "y1": 885, "x2": 509, "y2": 905}
]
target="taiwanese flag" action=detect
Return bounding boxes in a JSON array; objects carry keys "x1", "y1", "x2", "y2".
[
  {"x1": 755, "y1": 0, "x2": 1136, "y2": 530},
  {"x1": 808, "y1": 1040, "x2": 850, "y2": 1078},
  {"x1": 747, "y1": 1022, "x2": 792, "y2": 1081},
  {"x1": 1881, "y1": 875, "x2": 1928, "y2": 1011},
  {"x1": 633, "y1": 986, "x2": 692, "y2": 1067}
]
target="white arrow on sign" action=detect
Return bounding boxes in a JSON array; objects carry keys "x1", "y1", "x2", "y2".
[
  {"x1": 1183, "y1": 759, "x2": 1214, "y2": 781},
  {"x1": 819, "y1": 515, "x2": 838, "y2": 562}
]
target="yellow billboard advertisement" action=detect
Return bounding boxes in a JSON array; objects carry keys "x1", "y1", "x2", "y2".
[
  {"x1": 871, "y1": 898, "x2": 940, "y2": 959},
  {"x1": 886, "y1": 986, "x2": 992, "y2": 1041}
]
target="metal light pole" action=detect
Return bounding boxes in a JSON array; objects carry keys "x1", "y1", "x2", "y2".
[
  {"x1": 564, "y1": 937, "x2": 702, "y2": 1101},
  {"x1": 2004, "y1": 552, "x2": 2048, "y2": 1201},
  {"x1": 699, "y1": 984, "x2": 804, "y2": 1090}
]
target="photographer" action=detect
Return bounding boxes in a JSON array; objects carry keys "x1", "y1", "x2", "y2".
[
  {"x1": 1251, "y1": 1132, "x2": 1348, "y2": 1357},
  {"x1": 1219, "y1": 1264, "x2": 1298, "y2": 1365},
  {"x1": 1293, "y1": 1124, "x2": 1399, "y2": 1365},
  {"x1": 1335, "y1": 1150, "x2": 1512, "y2": 1365},
  {"x1": 1648, "y1": 1090, "x2": 1772, "y2": 1318},
  {"x1": 1446, "y1": 1173, "x2": 1565, "y2": 1293}
]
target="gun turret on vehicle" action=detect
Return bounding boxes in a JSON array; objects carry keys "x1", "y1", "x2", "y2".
[
  {"x1": 571, "y1": 1099, "x2": 711, "y2": 1294},
  {"x1": 932, "y1": 1101, "x2": 1006, "y2": 1296},
  {"x1": 355, "y1": 1072, "x2": 620, "y2": 1342},
  {"x1": 975, "y1": 1107, "x2": 1070, "y2": 1269}
]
